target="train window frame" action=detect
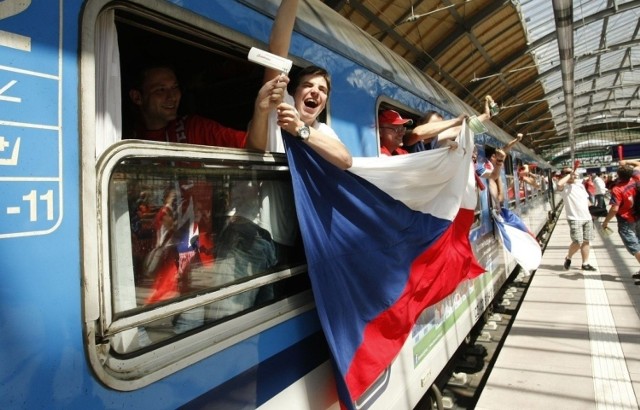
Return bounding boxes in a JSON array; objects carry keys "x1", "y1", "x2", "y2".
[
  {"x1": 81, "y1": 1, "x2": 316, "y2": 391},
  {"x1": 504, "y1": 153, "x2": 517, "y2": 210},
  {"x1": 98, "y1": 143, "x2": 313, "y2": 345}
]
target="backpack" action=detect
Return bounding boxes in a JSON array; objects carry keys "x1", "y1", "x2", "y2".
[{"x1": 589, "y1": 205, "x2": 608, "y2": 217}]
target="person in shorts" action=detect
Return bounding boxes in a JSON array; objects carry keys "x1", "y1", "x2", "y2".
[
  {"x1": 602, "y1": 164, "x2": 640, "y2": 280},
  {"x1": 557, "y1": 168, "x2": 597, "y2": 271}
]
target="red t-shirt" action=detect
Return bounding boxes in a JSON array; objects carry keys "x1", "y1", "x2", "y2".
[
  {"x1": 134, "y1": 115, "x2": 247, "y2": 148},
  {"x1": 380, "y1": 145, "x2": 408, "y2": 156},
  {"x1": 610, "y1": 179, "x2": 637, "y2": 222},
  {"x1": 583, "y1": 178, "x2": 595, "y2": 195}
]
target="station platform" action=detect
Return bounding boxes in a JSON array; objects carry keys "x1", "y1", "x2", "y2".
[{"x1": 476, "y1": 208, "x2": 640, "y2": 409}]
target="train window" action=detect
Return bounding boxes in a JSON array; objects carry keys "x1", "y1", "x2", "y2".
[
  {"x1": 472, "y1": 182, "x2": 482, "y2": 229},
  {"x1": 376, "y1": 101, "x2": 421, "y2": 155},
  {"x1": 107, "y1": 153, "x2": 308, "y2": 353},
  {"x1": 503, "y1": 154, "x2": 516, "y2": 209},
  {"x1": 115, "y1": 11, "x2": 264, "y2": 138},
  {"x1": 470, "y1": 144, "x2": 482, "y2": 228}
]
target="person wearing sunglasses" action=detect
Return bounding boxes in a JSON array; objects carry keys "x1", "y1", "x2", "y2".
[{"x1": 378, "y1": 110, "x2": 413, "y2": 156}]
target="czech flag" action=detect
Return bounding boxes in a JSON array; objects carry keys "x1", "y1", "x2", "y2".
[
  {"x1": 283, "y1": 123, "x2": 484, "y2": 409},
  {"x1": 494, "y1": 207, "x2": 542, "y2": 272}
]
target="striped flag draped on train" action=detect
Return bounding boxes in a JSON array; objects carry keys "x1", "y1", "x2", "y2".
[
  {"x1": 283, "y1": 122, "x2": 485, "y2": 409},
  {"x1": 493, "y1": 207, "x2": 542, "y2": 272}
]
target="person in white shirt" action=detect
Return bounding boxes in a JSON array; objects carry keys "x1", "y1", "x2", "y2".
[
  {"x1": 592, "y1": 172, "x2": 607, "y2": 209},
  {"x1": 249, "y1": 0, "x2": 353, "y2": 267},
  {"x1": 557, "y1": 168, "x2": 597, "y2": 271}
]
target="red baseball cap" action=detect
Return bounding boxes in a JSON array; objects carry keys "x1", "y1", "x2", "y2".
[{"x1": 378, "y1": 110, "x2": 413, "y2": 126}]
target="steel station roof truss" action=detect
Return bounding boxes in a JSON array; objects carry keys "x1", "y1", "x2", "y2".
[{"x1": 322, "y1": 0, "x2": 640, "y2": 165}]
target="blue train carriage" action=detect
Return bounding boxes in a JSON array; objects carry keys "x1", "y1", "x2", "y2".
[{"x1": 0, "y1": 0, "x2": 556, "y2": 409}]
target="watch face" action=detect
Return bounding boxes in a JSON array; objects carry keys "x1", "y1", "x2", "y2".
[{"x1": 299, "y1": 125, "x2": 310, "y2": 140}]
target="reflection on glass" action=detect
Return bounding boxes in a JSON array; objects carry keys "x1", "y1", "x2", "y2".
[
  {"x1": 506, "y1": 175, "x2": 517, "y2": 208},
  {"x1": 108, "y1": 158, "x2": 307, "y2": 351}
]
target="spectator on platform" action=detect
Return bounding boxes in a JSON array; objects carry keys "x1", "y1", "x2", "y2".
[
  {"x1": 602, "y1": 164, "x2": 640, "y2": 280},
  {"x1": 557, "y1": 168, "x2": 597, "y2": 271},
  {"x1": 593, "y1": 172, "x2": 607, "y2": 209}
]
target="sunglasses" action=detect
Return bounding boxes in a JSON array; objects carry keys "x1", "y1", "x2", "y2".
[{"x1": 380, "y1": 126, "x2": 406, "y2": 134}]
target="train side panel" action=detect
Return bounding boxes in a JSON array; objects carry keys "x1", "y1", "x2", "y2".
[{"x1": 1, "y1": 1, "x2": 85, "y2": 408}]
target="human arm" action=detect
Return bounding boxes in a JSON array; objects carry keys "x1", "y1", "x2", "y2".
[
  {"x1": 518, "y1": 164, "x2": 540, "y2": 188},
  {"x1": 620, "y1": 159, "x2": 640, "y2": 171},
  {"x1": 403, "y1": 114, "x2": 465, "y2": 146},
  {"x1": 276, "y1": 102, "x2": 352, "y2": 169},
  {"x1": 476, "y1": 96, "x2": 492, "y2": 122},
  {"x1": 555, "y1": 172, "x2": 572, "y2": 190},
  {"x1": 502, "y1": 133, "x2": 522, "y2": 154},
  {"x1": 601, "y1": 204, "x2": 618, "y2": 230},
  {"x1": 264, "y1": 0, "x2": 298, "y2": 83},
  {"x1": 521, "y1": 175, "x2": 541, "y2": 189},
  {"x1": 246, "y1": 75, "x2": 290, "y2": 151}
]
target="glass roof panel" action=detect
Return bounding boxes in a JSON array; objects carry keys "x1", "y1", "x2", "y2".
[{"x1": 519, "y1": 0, "x2": 556, "y2": 43}]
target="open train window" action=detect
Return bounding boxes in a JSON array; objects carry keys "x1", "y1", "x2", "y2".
[
  {"x1": 376, "y1": 101, "x2": 421, "y2": 156},
  {"x1": 115, "y1": 10, "x2": 264, "y2": 136},
  {"x1": 85, "y1": 5, "x2": 314, "y2": 388},
  {"x1": 503, "y1": 153, "x2": 516, "y2": 209}
]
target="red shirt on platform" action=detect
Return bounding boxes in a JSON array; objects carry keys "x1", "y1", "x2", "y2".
[
  {"x1": 583, "y1": 178, "x2": 595, "y2": 195},
  {"x1": 133, "y1": 115, "x2": 247, "y2": 148},
  {"x1": 610, "y1": 179, "x2": 637, "y2": 223}
]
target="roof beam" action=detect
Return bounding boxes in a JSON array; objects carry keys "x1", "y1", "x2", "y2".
[{"x1": 345, "y1": 1, "x2": 471, "y2": 97}]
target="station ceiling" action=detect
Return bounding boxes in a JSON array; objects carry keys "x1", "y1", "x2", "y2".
[{"x1": 320, "y1": 0, "x2": 640, "y2": 165}]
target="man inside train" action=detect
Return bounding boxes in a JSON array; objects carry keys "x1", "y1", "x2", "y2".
[
  {"x1": 403, "y1": 94, "x2": 494, "y2": 154},
  {"x1": 378, "y1": 109, "x2": 464, "y2": 156},
  {"x1": 378, "y1": 109, "x2": 413, "y2": 156},
  {"x1": 476, "y1": 133, "x2": 522, "y2": 213},
  {"x1": 124, "y1": 62, "x2": 290, "y2": 343},
  {"x1": 248, "y1": 0, "x2": 352, "y2": 271},
  {"x1": 254, "y1": 0, "x2": 352, "y2": 170},
  {"x1": 126, "y1": 62, "x2": 287, "y2": 147}
]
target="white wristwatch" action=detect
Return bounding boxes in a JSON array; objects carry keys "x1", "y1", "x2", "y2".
[{"x1": 296, "y1": 124, "x2": 311, "y2": 141}]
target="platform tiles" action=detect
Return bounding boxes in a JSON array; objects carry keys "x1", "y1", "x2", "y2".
[{"x1": 476, "y1": 210, "x2": 640, "y2": 410}]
